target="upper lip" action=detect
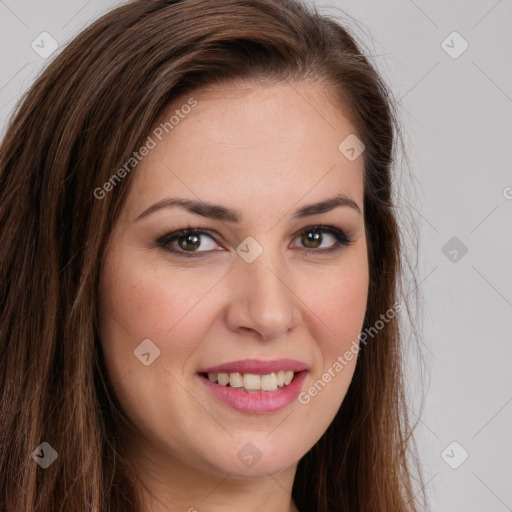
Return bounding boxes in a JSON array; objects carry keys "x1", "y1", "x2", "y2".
[{"x1": 198, "y1": 359, "x2": 309, "y2": 375}]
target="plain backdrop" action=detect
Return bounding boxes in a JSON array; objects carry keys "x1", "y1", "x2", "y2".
[{"x1": 1, "y1": 1, "x2": 511, "y2": 511}]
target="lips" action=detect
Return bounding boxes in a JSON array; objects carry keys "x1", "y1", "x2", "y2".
[
  {"x1": 197, "y1": 358, "x2": 309, "y2": 375},
  {"x1": 196, "y1": 359, "x2": 309, "y2": 413}
]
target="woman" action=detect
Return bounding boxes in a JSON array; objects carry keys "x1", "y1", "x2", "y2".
[{"x1": 0, "y1": 0, "x2": 426, "y2": 510}]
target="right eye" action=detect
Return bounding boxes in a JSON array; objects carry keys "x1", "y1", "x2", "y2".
[{"x1": 156, "y1": 227, "x2": 222, "y2": 257}]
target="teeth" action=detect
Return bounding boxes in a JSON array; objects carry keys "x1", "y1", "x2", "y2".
[
  {"x1": 229, "y1": 372, "x2": 243, "y2": 388},
  {"x1": 243, "y1": 373, "x2": 261, "y2": 390},
  {"x1": 261, "y1": 373, "x2": 277, "y2": 391},
  {"x1": 217, "y1": 373, "x2": 229, "y2": 386},
  {"x1": 206, "y1": 370, "x2": 296, "y2": 391}
]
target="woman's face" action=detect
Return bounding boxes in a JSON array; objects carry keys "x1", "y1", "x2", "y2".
[{"x1": 98, "y1": 80, "x2": 368, "y2": 482}]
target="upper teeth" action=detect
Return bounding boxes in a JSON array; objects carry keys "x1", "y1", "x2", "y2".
[{"x1": 207, "y1": 371, "x2": 295, "y2": 391}]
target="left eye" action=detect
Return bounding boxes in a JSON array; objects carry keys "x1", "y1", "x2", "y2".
[
  {"x1": 156, "y1": 225, "x2": 352, "y2": 257},
  {"x1": 293, "y1": 226, "x2": 351, "y2": 251}
]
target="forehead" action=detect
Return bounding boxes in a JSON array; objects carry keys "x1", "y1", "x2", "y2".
[{"x1": 121, "y1": 81, "x2": 364, "y2": 222}]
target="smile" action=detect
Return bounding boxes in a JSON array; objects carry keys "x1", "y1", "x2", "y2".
[
  {"x1": 197, "y1": 359, "x2": 309, "y2": 413},
  {"x1": 202, "y1": 370, "x2": 295, "y2": 392}
]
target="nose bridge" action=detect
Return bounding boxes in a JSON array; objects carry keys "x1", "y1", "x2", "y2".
[{"x1": 226, "y1": 242, "x2": 299, "y2": 339}]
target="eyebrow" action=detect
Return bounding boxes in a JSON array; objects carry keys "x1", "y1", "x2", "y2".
[{"x1": 134, "y1": 193, "x2": 361, "y2": 223}]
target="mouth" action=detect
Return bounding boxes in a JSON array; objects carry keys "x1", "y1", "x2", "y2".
[
  {"x1": 198, "y1": 369, "x2": 304, "y2": 393},
  {"x1": 196, "y1": 359, "x2": 309, "y2": 413}
]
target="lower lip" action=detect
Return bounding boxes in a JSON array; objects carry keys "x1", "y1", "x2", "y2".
[{"x1": 198, "y1": 371, "x2": 308, "y2": 413}]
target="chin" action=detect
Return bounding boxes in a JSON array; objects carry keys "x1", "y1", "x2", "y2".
[{"x1": 206, "y1": 437, "x2": 303, "y2": 478}]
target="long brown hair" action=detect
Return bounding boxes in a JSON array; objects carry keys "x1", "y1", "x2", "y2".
[{"x1": 0, "y1": 0, "x2": 426, "y2": 510}]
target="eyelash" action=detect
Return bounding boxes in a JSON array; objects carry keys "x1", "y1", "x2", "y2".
[{"x1": 156, "y1": 224, "x2": 353, "y2": 258}]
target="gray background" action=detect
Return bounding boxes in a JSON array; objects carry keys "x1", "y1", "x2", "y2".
[{"x1": 1, "y1": 1, "x2": 511, "y2": 510}]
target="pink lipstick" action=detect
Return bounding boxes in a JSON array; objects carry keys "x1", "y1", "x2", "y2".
[{"x1": 197, "y1": 359, "x2": 309, "y2": 414}]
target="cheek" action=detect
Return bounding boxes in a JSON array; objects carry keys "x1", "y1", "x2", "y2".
[
  {"x1": 304, "y1": 248, "x2": 369, "y2": 356},
  {"x1": 97, "y1": 250, "x2": 199, "y2": 384},
  {"x1": 296, "y1": 250, "x2": 368, "y2": 430},
  {"x1": 97, "y1": 249, "x2": 222, "y2": 445},
  {"x1": 99, "y1": 250, "x2": 218, "y2": 346}
]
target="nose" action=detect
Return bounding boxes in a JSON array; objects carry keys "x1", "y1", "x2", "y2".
[{"x1": 224, "y1": 252, "x2": 301, "y2": 341}]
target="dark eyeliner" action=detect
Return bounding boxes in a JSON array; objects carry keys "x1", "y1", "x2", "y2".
[
  {"x1": 299, "y1": 225, "x2": 353, "y2": 254},
  {"x1": 156, "y1": 224, "x2": 353, "y2": 257},
  {"x1": 156, "y1": 225, "x2": 215, "y2": 258}
]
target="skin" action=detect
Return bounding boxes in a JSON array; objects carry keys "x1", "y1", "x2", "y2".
[{"x1": 98, "y1": 80, "x2": 369, "y2": 512}]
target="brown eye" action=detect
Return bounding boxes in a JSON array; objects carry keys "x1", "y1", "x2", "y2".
[
  {"x1": 301, "y1": 230, "x2": 322, "y2": 249},
  {"x1": 177, "y1": 233, "x2": 201, "y2": 251},
  {"x1": 157, "y1": 225, "x2": 352, "y2": 258},
  {"x1": 157, "y1": 228, "x2": 219, "y2": 256},
  {"x1": 293, "y1": 226, "x2": 352, "y2": 253}
]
